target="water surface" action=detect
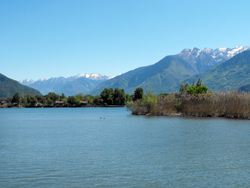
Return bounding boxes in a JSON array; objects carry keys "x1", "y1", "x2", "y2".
[{"x1": 0, "y1": 108, "x2": 250, "y2": 187}]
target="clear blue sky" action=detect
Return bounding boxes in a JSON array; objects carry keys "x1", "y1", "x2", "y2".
[{"x1": 1, "y1": 0, "x2": 250, "y2": 81}]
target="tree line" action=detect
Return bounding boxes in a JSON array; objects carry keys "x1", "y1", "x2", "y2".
[{"x1": 1, "y1": 87, "x2": 145, "y2": 108}]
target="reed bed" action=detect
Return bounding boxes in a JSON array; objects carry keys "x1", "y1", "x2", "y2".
[{"x1": 126, "y1": 91, "x2": 250, "y2": 119}]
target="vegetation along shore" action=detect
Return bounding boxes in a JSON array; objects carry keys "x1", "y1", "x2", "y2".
[
  {"x1": 0, "y1": 88, "x2": 131, "y2": 108},
  {"x1": 126, "y1": 79, "x2": 250, "y2": 120},
  {"x1": 2, "y1": 79, "x2": 250, "y2": 120}
]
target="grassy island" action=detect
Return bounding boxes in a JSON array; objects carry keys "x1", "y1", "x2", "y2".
[{"x1": 126, "y1": 80, "x2": 250, "y2": 120}]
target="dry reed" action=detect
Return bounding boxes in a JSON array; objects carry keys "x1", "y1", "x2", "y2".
[{"x1": 126, "y1": 91, "x2": 250, "y2": 119}]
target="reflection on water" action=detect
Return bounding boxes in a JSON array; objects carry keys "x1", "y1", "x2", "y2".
[{"x1": 0, "y1": 108, "x2": 250, "y2": 187}]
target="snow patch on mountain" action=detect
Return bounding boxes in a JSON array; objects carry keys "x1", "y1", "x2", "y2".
[
  {"x1": 37, "y1": 78, "x2": 49, "y2": 82},
  {"x1": 108, "y1": 73, "x2": 122, "y2": 79},
  {"x1": 180, "y1": 46, "x2": 250, "y2": 64},
  {"x1": 177, "y1": 46, "x2": 250, "y2": 73},
  {"x1": 72, "y1": 73, "x2": 109, "y2": 80},
  {"x1": 20, "y1": 78, "x2": 35, "y2": 86}
]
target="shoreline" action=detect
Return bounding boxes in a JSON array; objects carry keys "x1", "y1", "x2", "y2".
[{"x1": 131, "y1": 112, "x2": 250, "y2": 120}]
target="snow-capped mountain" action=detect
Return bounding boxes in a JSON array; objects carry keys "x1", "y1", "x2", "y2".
[
  {"x1": 20, "y1": 78, "x2": 35, "y2": 86},
  {"x1": 70, "y1": 73, "x2": 110, "y2": 80},
  {"x1": 108, "y1": 73, "x2": 122, "y2": 79},
  {"x1": 19, "y1": 73, "x2": 111, "y2": 96},
  {"x1": 177, "y1": 46, "x2": 250, "y2": 73}
]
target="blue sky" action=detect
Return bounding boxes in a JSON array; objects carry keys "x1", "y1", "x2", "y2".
[{"x1": 1, "y1": 0, "x2": 250, "y2": 81}]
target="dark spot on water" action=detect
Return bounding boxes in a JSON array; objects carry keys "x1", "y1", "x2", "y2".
[{"x1": 0, "y1": 77, "x2": 4, "y2": 82}]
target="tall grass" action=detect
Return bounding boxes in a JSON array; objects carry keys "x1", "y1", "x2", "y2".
[{"x1": 126, "y1": 91, "x2": 250, "y2": 119}]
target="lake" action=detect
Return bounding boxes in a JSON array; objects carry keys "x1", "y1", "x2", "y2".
[{"x1": 0, "y1": 107, "x2": 250, "y2": 187}]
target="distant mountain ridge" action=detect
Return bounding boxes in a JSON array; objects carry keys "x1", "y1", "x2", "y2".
[
  {"x1": 90, "y1": 46, "x2": 250, "y2": 94},
  {"x1": 20, "y1": 73, "x2": 111, "y2": 96},
  {"x1": 20, "y1": 73, "x2": 110, "y2": 86},
  {"x1": 177, "y1": 46, "x2": 250, "y2": 73},
  {"x1": 19, "y1": 46, "x2": 250, "y2": 95},
  {"x1": 0, "y1": 73, "x2": 41, "y2": 98}
]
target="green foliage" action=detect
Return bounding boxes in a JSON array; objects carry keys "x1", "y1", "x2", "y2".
[
  {"x1": 141, "y1": 90, "x2": 157, "y2": 113},
  {"x1": 11, "y1": 92, "x2": 20, "y2": 104},
  {"x1": 21, "y1": 97, "x2": 28, "y2": 107},
  {"x1": 26, "y1": 95, "x2": 38, "y2": 107},
  {"x1": 45, "y1": 97, "x2": 53, "y2": 106},
  {"x1": 187, "y1": 79, "x2": 208, "y2": 94},
  {"x1": 61, "y1": 93, "x2": 66, "y2": 99},
  {"x1": 113, "y1": 88, "x2": 125, "y2": 105},
  {"x1": 93, "y1": 96, "x2": 101, "y2": 105},
  {"x1": 67, "y1": 96, "x2": 80, "y2": 106},
  {"x1": 36, "y1": 95, "x2": 45, "y2": 103},
  {"x1": 84, "y1": 95, "x2": 94, "y2": 104},
  {"x1": 125, "y1": 100, "x2": 136, "y2": 112},
  {"x1": 133, "y1": 87, "x2": 144, "y2": 101},
  {"x1": 6, "y1": 86, "x2": 130, "y2": 107},
  {"x1": 125, "y1": 94, "x2": 132, "y2": 102},
  {"x1": 46, "y1": 92, "x2": 60, "y2": 102},
  {"x1": 75, "y1": 93, "x2": 85, "y2": 101},
  {"x1": 100, "y1": 88, "x2": 114, "y2": 105}
]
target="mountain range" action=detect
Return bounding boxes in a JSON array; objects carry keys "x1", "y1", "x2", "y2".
[
  {"x1": 89, "y1": 46, "x2": 250, "y2": 95},
  {"x1": 177, "y1": 46, "x2": 250, "y2": 73},
  {"x1": 1, "y1": 45, "x2": 249, "y2": 98},
  {"x1": 179, "y1": 50, "x2": 250, "y2": 92},
  {"x1": 20, "y1": 73, "x2": 111, "y2": 96}
]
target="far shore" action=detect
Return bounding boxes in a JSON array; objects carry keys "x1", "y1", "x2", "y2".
[{"x1": 0, "y1": 105, "x2": 125, "y2": 109}]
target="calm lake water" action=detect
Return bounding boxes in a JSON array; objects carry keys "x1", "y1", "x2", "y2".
[{"x1": 0, "y1": 107, "x2": 250, "y2": 187}]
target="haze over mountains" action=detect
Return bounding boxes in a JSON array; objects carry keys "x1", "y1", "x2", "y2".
[{"x1": 1, "y1": 45, "x2": 249, "y2": 98}]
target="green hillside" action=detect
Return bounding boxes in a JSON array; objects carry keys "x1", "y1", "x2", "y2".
[
  {"x1": 90, "y1": 56, "x2": 198, "y2": 95},
  {"x1": 0, "y1": 73, "x2": 42, "y2": 98},
  {"x1": 178, "y1": 50, "x2": 250, "y2": 91}
]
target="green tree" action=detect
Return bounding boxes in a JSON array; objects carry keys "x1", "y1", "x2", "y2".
[
  {"x1": 61, "y1": 93, "x2": 66, "y2": 99},
  {"x1": 21, "y1": 97, "x2": 28, "y2": 107},
  {"x1": 187, "y1": 79, "x2": 208, "y2": 94},
  {"x1": 141, "y1": 90, "x2": 157, "y2": 113},
  {"x1": 125, "y1": 94, "x2": 132, "y2": 103},
  {"x1": 46, "y1": 92, "x2": 60, "y2": 102},
  {"x1": 27, "y1": 95, "x2": 38, "y2": 107},
  {"x1": 113, "y1": 88, "x2": 125, "y2": 105},
  {"x1": 133, "y1": 87, "x2": 144, "y2": 101},
  {"x1": 75, "y1": 93, "x2": 85, "y2": 101},
  {"x1": 85, "y1": 95, "x2": 94, "y2": 104},
  {"x1": 67, "y1": 96, "x2": 80, "y2": 106},
  {"x1": 93, "y1": 96, "x2": 101, "y2": 105},
  {"x1": 100, "y1": 88, "x2": 114, "y2": 105},
  {"x1": 36, "y1": 95, "x2": 45, "y2": 103},
  {"x1": 45, "y1": 97, "x2": 53, "y2": 106},
  {"x1": 12, "y1": 93, "x2": 20, "y2": 104}
]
